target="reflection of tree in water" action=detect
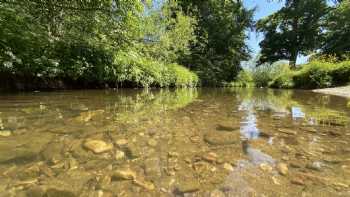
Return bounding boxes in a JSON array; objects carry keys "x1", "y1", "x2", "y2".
[
  {"x1": 113, "y1": 88, "x2": 198, "y2": 122},
  {"x1": 231, "y1": 88, "x2": 349, "y2": 127}
]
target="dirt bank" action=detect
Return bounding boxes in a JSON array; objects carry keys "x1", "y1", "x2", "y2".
[{"x1": 313, "y1": 86, "x2": 350, "y2": 98}]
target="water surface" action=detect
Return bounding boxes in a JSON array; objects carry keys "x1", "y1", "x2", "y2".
[{"x1": 0, "y1": 88, "x2": 349, "y2": 196}]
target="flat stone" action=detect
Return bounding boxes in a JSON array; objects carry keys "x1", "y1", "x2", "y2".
[
  {"x1": 277, "y1": 162, "x2": 288, "y2": 176},
  {"x1": 289, "y1": 162, "x2": 302, "y2": 168},
  {"x1": 278, "y1": 128, "x2": 297, "y2": 135},
  {"x1": 216, "y1": 124, "x2": 239, "y2": 132},
  {"x1": 291, "y1": 177, "x2": 305, "y2": 186},
  {"x1": 176, "y1": 181, "x2": 200, "y2": 194},
  {"x1": 202, "y1": 152, "x2": 218, "y2": 163},
  {"x1": 210, "y1": 190, "x2": 226, "y2": 197},
  {"x1": 223, "y1": 163, "x2": 234, "y2": 171},
  {"x1": 45, "y1": 188, "x2": 76, "y2": 197},
  {"x1": 83, "y1": 139, "x2": 113, "y2": 154},
  {"x1": 272, "y1": 176, "x2": 280, "y2": 185},
  {"x1": 115, "y1": 150, "x2": 125, "y2": 160},
  {"x1": 133, "y1": 179, "x2": 155, "y2": 190},
  {"x1": 73, "y1": 110, "x2": 104, "y2": 123},
  {"x1": 124, "y1": 144, "x2": 141, "y2": 159},
  {"x1": 306, "y1": 162, "x2": 323, "y2": 171},
  {"x1": 300, "y1": 127, "x2": 317, "y2": 133},
  {"x1": 112, "y1": 169, "x2": 136, "y2": 180},
  {"x1": 115, "y1": 139, "x2": 128, "y2": 146},
  {"x1": 147, "y1": 139, "x2": 158, "y2": 147},
  {"x1": 204, "y1": 132, "x2": 239, "y2": 145},
  {"x1": 260, "y1": 163, "x2": 273, "y2": 172},
  {"x1": 0, "y1": 130, "x2": 11, "y2": 137}
]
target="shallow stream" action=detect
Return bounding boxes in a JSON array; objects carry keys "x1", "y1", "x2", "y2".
[{"x1": 0, "y1": 88, "x2": 349, "y2": 196}]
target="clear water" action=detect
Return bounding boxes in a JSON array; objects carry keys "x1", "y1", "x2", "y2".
[{"x1": 0, "y1": 88, "x2": 349, "y2": 197}]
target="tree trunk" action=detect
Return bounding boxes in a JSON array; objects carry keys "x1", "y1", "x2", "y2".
[{"x1": 290, "y1": 49, "x2": 298, "y2": 69}]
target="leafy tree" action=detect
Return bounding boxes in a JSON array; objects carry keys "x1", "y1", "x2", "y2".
[
  {"x1": 322, "y1": 0, "x2": 350, "y2": 58},
  {"x1": 178, "y1": 0, "x2": 254, "y2": 84},
  {"x1": 138, "y1": 0, "x2": 196, "y2": 63},
  {"x1": 257, "y1": 0, "x2": 329, "y2": 67}
]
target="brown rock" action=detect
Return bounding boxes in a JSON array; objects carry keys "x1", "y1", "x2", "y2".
[
  {"x1": 0, "y1": 130, "x2": 11, "y2": 137},
  {"x1": 278, "y1": 128, "x2": 297, "y2": 135},
  {"x1": 291, "y1": 178, "x2": 305, "y2": 186},
  {"x1": 112, "y1": 169, "x2": 136, "y2": 180},
  {"x1": 202, "y1": 152, "x2": 218, "y2": 163},
  {"x1": 176, "y1": 181, "x2": 200, "y2": 194},
  {"x1": 204, "y1": 132, "x2": 239, "y2": 145},
  {"x1": 83, "y1": 139, "x2": 113, "y2": 154},
  {"x1": 115, "y1": 139, "x2": 128, "y2": 147},
  {"x1": 277, "y1": 162, "x2": 288, "y2": 176},
  {"x1": 133, "y1": 179, "x2": 155, "y2": 190},
  {"x1": 147, "y1": 139, "x2": 157, "y2": 147}
]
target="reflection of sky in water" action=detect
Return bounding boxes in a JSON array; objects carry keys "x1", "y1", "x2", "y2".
[
  {"x1": 240, "y1": 113, "x2": 260, "y2": 140},
  {"x1": 291, "y1": 106, "x2": 305, "y2": 119},
  {"x1": 238, "y1": 101, "x2": 260, "y2": 140}
]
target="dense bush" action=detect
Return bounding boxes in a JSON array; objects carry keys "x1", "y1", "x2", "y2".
[
  {"x1": 229, "y1": 70, "x2": 255, "y2": 87},
  {"x1": 294, "y1": 60, "x2": 350, "y2": 88},
  {"x1": 267, "y1": 63, "x2": 294, "y2": 88},
  {"x1": 114, "y1": 51, "x2": 198, "y2": 88},
  {"x1": 0, "y1": 1, "x2": 200, "y2": 90},
  {"x1": 231, "y1": 60, "x2": 350, "y2": 89}
]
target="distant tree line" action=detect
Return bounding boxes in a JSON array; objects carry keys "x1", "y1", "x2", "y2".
[{"x1": 257, "y1": 0, "x2": 350, "y2": 67}]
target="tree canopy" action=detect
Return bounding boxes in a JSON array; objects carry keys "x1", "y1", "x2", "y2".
[
  {"x1": 178, "y1": 0, "x2": 254, "y2": 84},
  {"x1": 257, "y1": 0, "x2": 329, "y2": 67},
  {"x1": 1, "y1": 0, "x2": 349, "y2": 89}
]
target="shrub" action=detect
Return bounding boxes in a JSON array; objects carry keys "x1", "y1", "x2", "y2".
[
  {"x1": 252, "y1": 64, "x2": 274, "y2": 87},
  {"x1": 330, "y1": 60, "x2": 350, "y2": 85},
  {"x1": 230, "y1": 70, "x2": 255, "y2": 87},
  {"x1": 167, "y1": 63, "x2": 199, "y2": 87},
  {"x1": 114, "y1": 51, "x2": 198, "y2": 88},
  {"x1": 293, "y1": 60, "x2": 350, "y2": 88},
  {"x1": 269, "y1": 63, "x2": 294, "y2": 88}
]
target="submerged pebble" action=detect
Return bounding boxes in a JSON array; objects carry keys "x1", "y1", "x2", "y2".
[
  {"x1": 277, "y1": 162, "x2": 288, "y2": 176},
  {"x1": 112, "y1": 169, "x2": 137, "y2": 180},
  {"x1": 83, "y1": 139, "x2": 113, "y2": 154},
  {"x1": 260, "y1": 163, "x2": 273, "y2": 172},
  {"x1": 0, "y1": 130, "x2": 11, "y2": 137},
  {"x1": 147, "y1": 139, "x2": 158, "y2": 147},
  {"x1": 204, "y1": 132, "x2": 239, "y2": 145},
  {"x1": 223, "y1": 163, "x2": 234, "y2": 172},
  {"x1": 116, "y1": 139, "x2": 128, "y2": 146},
  {"x1": 306, "y1": 162, "x2": 324, "y2": 171},
  {"x1": 278, "y1": 128, "x2": 297, "y2": 135},
  {"x1": 176, "y1": 181, "x2": 200, "y2": 194},
  {"x1": 115, "y1": 150, "x2": 125, "y2": 160},
  {"x1": 133, "y1": 179, "x2": 155, "y2": 190}
]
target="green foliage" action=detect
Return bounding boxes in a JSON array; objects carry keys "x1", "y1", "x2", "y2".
[
  {"x1": 139, "y1": 0, "x2": 196, "y2": 63},
  {"x1": 178, "y1": 0, "x2": 254, "y2": 84},
  {"x1": 257, "y1": 0, "x2": 328, "y2": 67},
  {"x1": 292, "y1": 60, "x2": 350, "y2": 88},
  {"x1": 114, "y1": 51, "x2": 198, "y2": 88},
  {"x1": 251, "y1": 64, "x2": 275, "y2": 88},
  {"x1": 323, "y1": 0, "x2": 350, "y2": 57},
  {"x1": 0, "y1": 0, "x2": 199, "y2": 89},
  {"x1": 230, "y1": 70, "x2": 255, "y2": 87},
  {"x1": 269, "y1": 64, "x2": 294, "y2": 88}
]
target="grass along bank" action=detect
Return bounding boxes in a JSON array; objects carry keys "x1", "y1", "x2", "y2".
[{"x1": 231, "y1": 58, "x2": 350, "y2": 90}]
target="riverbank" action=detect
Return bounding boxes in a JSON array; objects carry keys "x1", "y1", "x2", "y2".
[{"x1": 313, "y1": 86, "x2": 350, "y2": 98}]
